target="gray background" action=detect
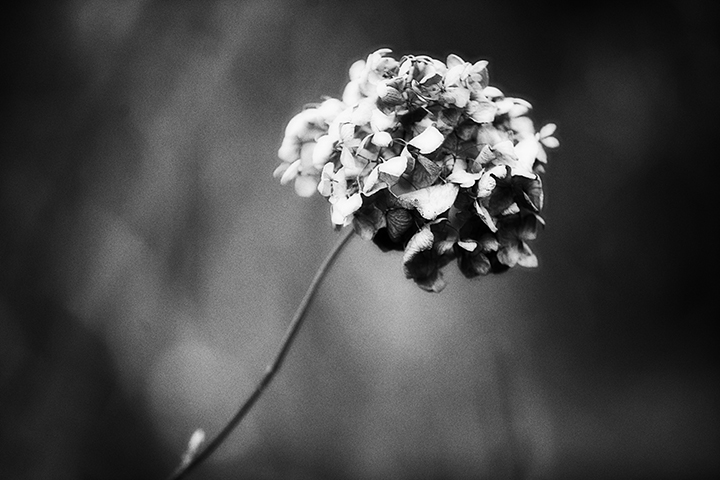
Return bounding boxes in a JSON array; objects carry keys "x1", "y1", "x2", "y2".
[{"x1": 1, "y1": 1, "x2": 718, "y2": 479}]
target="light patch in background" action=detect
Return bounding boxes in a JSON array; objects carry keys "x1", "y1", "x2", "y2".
[{"x1": 148, "y1": 325, "x2": 260, "y2": 464}]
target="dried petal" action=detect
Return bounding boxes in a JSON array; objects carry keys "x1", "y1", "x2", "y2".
[
  {"x1": 396, "y1": 183, "x2": 459, "y2": 220},
  {"x1": 408, "y1": 125, "x2": 444, "y2": 154},
  {"x1": 280, "y1": 159, "x2": 301, "y2": 185},
  {"x1": 386, "y1": 208, "x2": 413, "y2": 241}
]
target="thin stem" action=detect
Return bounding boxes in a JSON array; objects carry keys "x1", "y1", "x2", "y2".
[{"x1": 167, "y1": 227, "x2": 355, "y2": 480}]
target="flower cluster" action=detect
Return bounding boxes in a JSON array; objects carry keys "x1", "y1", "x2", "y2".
[{"x1": 274, "y1": 49, "x2": 558, "y2": 292}]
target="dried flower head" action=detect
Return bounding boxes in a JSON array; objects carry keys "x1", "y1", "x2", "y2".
[{"x1": 275, "y1": 49, "x2": 558, "y2": 292}]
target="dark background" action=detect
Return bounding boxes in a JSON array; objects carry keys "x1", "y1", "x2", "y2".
[{"x1": 1, "y1": 1, "x2": 718, "y2": 479}]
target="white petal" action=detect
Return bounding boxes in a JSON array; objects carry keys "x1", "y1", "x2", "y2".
[
  {"x1": 294, "y1": 175, "x2": 318, "y2": 197},
  {"x1": 457, "y1": 240, "x2": 477, "y2": 252},
  {"x1": 476, "y1": 171, "x2": 497, "y2": 198},
  {"x1": 273, "y1": 162, "x2": 289, "y2": 179},
  {"x1": 446, "y1": 53, "x2": 465, "y2": 69},
  {"x1": 539, "y1": 123, "x2": 557, "y2": 138},
  {"x1": 397, "y1": 183, "x2": 459, "y2": 220},
  {"x1": 331, "y1": 193, "x2": 363, "y2": 225},
  {"x1": 492, "y1": 140, "x2": 518, "y2": 161},
  {"x1": 408, "y1": 125, "x2": 445, "y2": 154},
  {"x1": 284, "y1": 112, "x2": 309, "y2": 138},
  {"x1": 362, "y1": 166, "x2": 381, "y2": 195},
  {"x1": 469, "y1": 101, "x2": 497, "y2": 123},
  {"x1": 370, "y1": 109, "x2": 396, "y2": 132},
  {"x1": 342, "y1": 81, "x2": 363, "y2": 106},
  {"x1": 447, "y1": 160, "x2": 480, "y2": 188},
  {"x1": 371, "y1": 131, "x2": 393, "y2": 147},
  {"x1": 483, "y1": 86, "x2": 504, "y2": 98},
  {"x1": 444, "y1": 64, "x2": 465, "y2": 87},
  {"x1": 541, "y1": 136, "x2": 560, "y2": 148},
  {"x1": 350, "y1": 100, "x2": 374, "y2": 126},
  {"x1": 312, "y1": 135, "x2": 335, "y2": 167},
  {"x1": 300, "y1": 142, "x2": 316, "y2": 168},
  {"x1": 348, "y1": 59, "x2": 366, "y2": 81},
  {"x1": 280, "y1": 159, "x2": 301, "y2": 185},
  {"x1": 517, "y1": 245, "x2": 539, "y2": 268},
  {"x1": 474, "y1": 201, "x2": 497, "y2": 232},
  {"x1": 340, "y1": 146, "x2": 364, "y2": 177},
  {"x1": 338, "y1": 192, "x2": 363, "y2": 216},
  {"x1": 317, "y1": 98, "x2": 346, "y2": 123},
  {"x1": 514, "y1": 138, "x2": 539, "y2": 172},
  {"x1": 471, "y1": 60, "x2": 488, "y2": 73},
  {"x1": 277, "y1": 138, "x2": 300, "y2": 163},
  {"x1": 474, "y1": 145, "x2": 495, "y2": 167},
  {"x1": 317, "y1": 163, "x2": 335, "y2": 196},
  {"x1": 378, "y1": 155, "x2": 408, "y2": 177}
]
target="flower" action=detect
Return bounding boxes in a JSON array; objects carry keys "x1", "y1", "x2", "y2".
[{"x1": 276, "y1": 49, "x2": 558, "y2": 291}]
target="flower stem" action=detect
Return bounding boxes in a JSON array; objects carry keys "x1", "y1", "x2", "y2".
[{"x1": 167, "y1": 227, "x2": 355, "y2": 480}]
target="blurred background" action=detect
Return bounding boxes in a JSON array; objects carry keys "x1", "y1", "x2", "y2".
[{"x1": 1, "y1": 1, "x2": 718, "y2": 479}]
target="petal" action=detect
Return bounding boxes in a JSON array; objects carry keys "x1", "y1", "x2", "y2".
[
  {"x1": 444, "y1": 63, "x2": 466, "y2": 87},
  {"x1": 348, "y1": 59, "x2": 366, "y2": 81},
  {"x1": 277, "y1": 138, "x2": 300, "y2": 163},
  {"x1": 370, "y1": 108, "x2": 397, "y2": 132},
  {"x1": 443, "y1": 87, "x2": 470, "y2": 107},
  {"x1": 510, "y1": 116, "x2": 535, "y2": 136},
  {"x1": 402, "y1": 225, "x2": 434, "y2": 264},
  {"x1": 386, "y1": 208, "x2": 413, "y2": 242},
  {"x1": 517, "y1": 242, "x2": 538, "y2": 268},
  {"x1": 317, "y1": 163, "x2": 335, "y2": 197},
  {"x1": 371, "y1": 131, "x2": 393, "y2": 147},
  {"x1": 514, "y1": 137, "x2": 539, "y2": 173},
  {"x1": 483, "y1": 85, "x2": 504, "y2": 98},
  {"x1": 541, "y1": 136, "x2": 560, "y2": 148},
  {"x1": 361, "y1": 166, "x2": 382, "y2": 195},
  {"x1": 497, "y1": 245, "x2": 520, "y2": 267},
  {"x1": 300, "y1": 142, "x2": 316, "y2": 168},
  {"x1": 468, "y1": 100, "x2": 497, "y2": 123},
  {"x1": 446, "y1": 53, "x2": 465, "y2": 69},
  {"x1": 280, "y1": 159, "x2": 301, "y2": 185},
  {"x1": 476, "y1": 171, "x2": 497, "y2": 198},
  {"x1": 340, "y1": 192, "x2": 363, "y2": 216},
  {"x1": 474, "y1": 145, "x2": 495, "y2": 169},
  {"x1": 350, "y1": 99, "x2": 374, "y2": 126},
  {"x1": 447, "y1": 168, "x2": 480, "y2": 188},
  {"x1": 396, "y1": 183, "x2": 459, "y2": 220},
  {"x1": 340, "y1": 146, "x2": 364, "y2": 177},
  {"x1": 283, "y1": 111, "x2": 310, "y2": 138},
  {"x1": 331, "y1": 193, "x2": 363, "y2": 225},
  {"x1": 457, "y1": 240, "x2": 477, "y2": 251},
  {"x1": 312, "y1": 135, "x2": 336, "y2": 167},
  {"x1": 273, "y1": 162, "x2": 290, "y2": 179},
  {"x1": 408, "y1": 125, "x2": 445, "y2": 154},
  {"x1": 378, "y1": 155, "x2": 408, "y2": 177},
  {"x1": 294, "y1": 174, "x2": 318, "y2": 197},
  {"x1": 539, "y1": 123, "x2": 557, "y2": 138},
  {"x1": 352, "y1": 205, "x2": 386, "y2": 240},
  {"x1": 474, "y1": 201, "x2": 498, "y2": 232}
]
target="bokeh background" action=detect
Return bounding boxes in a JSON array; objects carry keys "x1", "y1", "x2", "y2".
[{"x1": 2, "y1": 1, "x2": 718, "y2": 479}]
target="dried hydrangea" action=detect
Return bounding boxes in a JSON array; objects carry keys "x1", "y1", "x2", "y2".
[{"x1": 274, "y1": 49, "x2": 558, "y2": 292}]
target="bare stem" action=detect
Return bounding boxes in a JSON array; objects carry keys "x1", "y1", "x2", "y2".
[{"x1": 167, "y1": 227, "x2": 355, "y2": 480}]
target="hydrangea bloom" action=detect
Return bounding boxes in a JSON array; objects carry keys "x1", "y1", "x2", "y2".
[{"x1": 275, "y1": 49, "x2": 558, "y2": 292}]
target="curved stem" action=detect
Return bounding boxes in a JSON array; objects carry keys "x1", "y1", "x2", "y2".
[{"x1": 167, "y1": 227, "x2": 355, "y2": 480}]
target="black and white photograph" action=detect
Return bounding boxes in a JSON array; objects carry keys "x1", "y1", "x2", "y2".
[{"x1": 1, "y1": 1, "x2": 718, "y2": 479}]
